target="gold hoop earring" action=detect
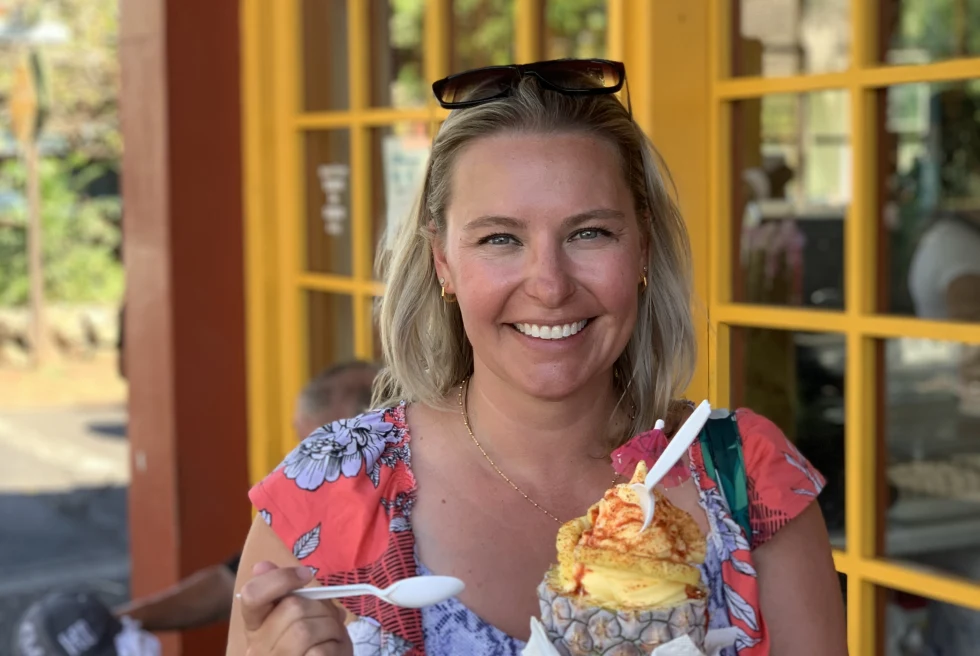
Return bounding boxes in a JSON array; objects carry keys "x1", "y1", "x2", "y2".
[
  {"x1": 439, "y1": 278, "x2": 457, "y2": 303},
  {"x1": 640, "y1": 268, "x2": 648, "y2": 291}
]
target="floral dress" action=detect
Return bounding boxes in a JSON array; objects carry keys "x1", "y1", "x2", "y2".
[{"x1": 249, "y1": 403, "x2": 825, "y2": 656}]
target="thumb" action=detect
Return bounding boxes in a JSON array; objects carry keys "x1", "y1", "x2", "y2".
[{"x1": 251, "y1": 560, "x2": 279, "y2": 577}]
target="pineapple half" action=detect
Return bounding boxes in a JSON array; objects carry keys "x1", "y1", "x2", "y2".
[{"x1": 535, "y1": 461, "x2": 709, "y2": 656}]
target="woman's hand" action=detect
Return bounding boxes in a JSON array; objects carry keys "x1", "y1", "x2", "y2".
[{"x1": 239, "y1": 561, "x2": 353, "y2": 656}]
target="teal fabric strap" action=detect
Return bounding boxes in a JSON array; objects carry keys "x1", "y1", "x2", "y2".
[{"x1": 699, "y1": 413, "x2": 752, "y2": 541}]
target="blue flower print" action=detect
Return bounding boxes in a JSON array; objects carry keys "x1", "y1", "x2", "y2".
[{"x1": 283, "y1": 411, "x2": 398, "y2": 490}]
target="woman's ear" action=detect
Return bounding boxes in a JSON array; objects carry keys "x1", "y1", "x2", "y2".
[
  {"x1": 640, "y1": 219, "x2": 651, "y2": 273},
  {"x1": 431, "y1": 226, "x2": 452, "y2": 292}
]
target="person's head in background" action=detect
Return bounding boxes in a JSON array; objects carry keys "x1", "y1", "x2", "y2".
[{"x1": 292, "y1": 360, "x2": 381, "y2": 439}]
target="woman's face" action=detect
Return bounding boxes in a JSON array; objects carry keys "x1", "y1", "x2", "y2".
[{"x1": 433, "y1": 132, "x2": 647, "y2": 400}]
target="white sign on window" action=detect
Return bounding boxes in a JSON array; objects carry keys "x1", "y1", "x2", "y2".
[{"x1": 318, "y1": 164, "x2": 350, "y2": 236}]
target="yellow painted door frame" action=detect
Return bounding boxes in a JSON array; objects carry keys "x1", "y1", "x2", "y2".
[{"x1": 704, "y1": 2, "x2": 980, "y2": 655}]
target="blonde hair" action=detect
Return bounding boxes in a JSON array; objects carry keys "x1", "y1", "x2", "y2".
[{"x1": 373, "y1": 76, "x2": 695, "y2": 443}]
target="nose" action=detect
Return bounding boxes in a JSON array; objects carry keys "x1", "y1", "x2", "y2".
[{"x1": 523, "y1": 241, "x2": 575, "y2": 308}]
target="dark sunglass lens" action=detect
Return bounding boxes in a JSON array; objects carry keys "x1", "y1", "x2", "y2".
[
  {"x1": 532, "y1": 60, "x2": 622, "y2": 91},
  {"x1": 437, "y1": 69, "x2": 518, "y2": 105}
]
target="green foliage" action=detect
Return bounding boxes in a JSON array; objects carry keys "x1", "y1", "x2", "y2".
[
  {"x1": 545, "y1": 0, "x2": 606, "y2": 59},
  {"x1": 0, "y1": 0, "x2": 120, "y2": 159},
  {"x1": 893, "y1": 0, "x2": 980, "y2": 61},
  {"x1": 453, "y1": 0, "x2": 516, "y2": 69},
  {"x1": 385, "y1": 0, "x2": 609, "y2": 104},
  {"x1": 0, "y1": 156, "x2": 122, "y2": 307}
]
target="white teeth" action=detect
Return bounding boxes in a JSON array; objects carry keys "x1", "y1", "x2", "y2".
[{"x1": 514, "y1": 320, "x2": 589, "y2": 340}]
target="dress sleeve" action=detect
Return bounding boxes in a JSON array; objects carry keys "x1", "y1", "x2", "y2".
[
  {"x1": 736, "y1": 408, "x2": 827, "y2": 549},
  {"x1": 248, "y1": 408, "x2": 413, "y2": 575},
  {"x1": 248, "y1": 455, "x2": 330, "y2": 570}
]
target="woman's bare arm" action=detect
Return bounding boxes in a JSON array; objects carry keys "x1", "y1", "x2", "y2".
[
  {"x1": 226, "y1": 514, "x2": 305, "y2": 655},
  {"x1": 754, "y1": 502, "x2": 848, "y2": 655}
]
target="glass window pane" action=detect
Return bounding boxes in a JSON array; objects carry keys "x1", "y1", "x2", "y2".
[
  {"x1": 881, "y1": 0, "x2": 980, "y2": 65},
  {"x1": 731, "y1": 0, "x2": 849, "y2": 77},
  {"x1": 731, "y1": 91, "x2": 850, "y2": 309},
  {"x1": 451, "y1": 0, "x2": 516, "y2": 73},
  {"x1": 882, "y1": 584, "x2": 980, "y2": 654},
  {"x1": 303, "y1": 0, "x2": 350, "y2": 111},
  {"x1": 306, "y1": 292, "x2": 355, "y2": 379},
  {"x1": 305, "y1": 130, "x2": 352, "y2": 275},
  {"x1": 544, "y1": 0, "x2": 606, "y2": 59},
  {"x1": 878, "y1": 80, "x2": 980, "y2": 321},
  {"x1": 884, "y1": 338, "x2": 980, "y2": 584},
  {"x1": 370, "y1": 122, "x2": 430, "y2": 270},
  {"x1": 730, "y1": 328, "x2": 846, "y2": 542},
  {"x1": 370, "y1": 0, "x2": 426, "y2": 107}
]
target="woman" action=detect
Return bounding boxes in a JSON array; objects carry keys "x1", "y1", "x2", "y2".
[{"x1": 228, "y1": 60, "x2": 846, "y2": 655}]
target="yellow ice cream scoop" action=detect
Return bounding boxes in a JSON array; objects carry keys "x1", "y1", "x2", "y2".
[{"x1": 550, "y1": 461, "x2": 707, "y2": 611}]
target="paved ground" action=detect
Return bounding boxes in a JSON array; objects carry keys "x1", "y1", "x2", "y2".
[{"x1": 0, "y1": 358, "x2": 130, "y2": 654}]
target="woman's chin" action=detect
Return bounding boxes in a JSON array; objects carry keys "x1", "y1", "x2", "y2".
[{"x1": 509, "y1": 370, "x2": 601, "y2": 403}]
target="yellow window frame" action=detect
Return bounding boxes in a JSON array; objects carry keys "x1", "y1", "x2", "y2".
[{"x1": 707, "y1": 2, "x2": 980, "y2": 655}]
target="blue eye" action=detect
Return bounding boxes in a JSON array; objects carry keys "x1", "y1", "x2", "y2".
[
  {"x1": 573, "y1": 227, "x2": 611, "y2": 241},
  {"x1": 479, "y1": 233, "x2": 519, "y2": 246}
]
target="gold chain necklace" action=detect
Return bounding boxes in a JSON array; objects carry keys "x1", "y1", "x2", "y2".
[{"x1": 457, "y1": 377, "x2": 619, "y2": 524}]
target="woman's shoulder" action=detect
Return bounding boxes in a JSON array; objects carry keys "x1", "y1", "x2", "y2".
[
  {"x1": 666, "y1": 400, "x2": 812, "y2": 468},
  {"x1": 248, "y1": 402, "x2": 415, "y2": 572},
  {"x1": 279, "y1": 403, "x2": 411, "y2": 490},
  {"x1": 727, "y1": 408, "x2": 823, "y2": 485},
  {"x1": 724, "y1": 406, "x2": 826, "y2": 548}
]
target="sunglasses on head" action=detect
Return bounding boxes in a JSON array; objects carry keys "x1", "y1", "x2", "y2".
[{"x1": 431, "y1": 58, "x2": 628, "y2": 110}]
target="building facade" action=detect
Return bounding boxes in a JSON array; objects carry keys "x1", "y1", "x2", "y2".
[{"x1": 121, "y1": 1, "x2": 980, "y2": 653}]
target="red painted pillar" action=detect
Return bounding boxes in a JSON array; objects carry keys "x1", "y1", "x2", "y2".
[{"x1": 119, "y1": 0, "x2": 250, "y2": 653}]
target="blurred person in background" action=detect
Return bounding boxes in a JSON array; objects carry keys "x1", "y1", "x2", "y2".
[
  {"x1": 110, "y1": 361, "x2": 379, "y2": 633},
  {"x1": 15, "y1": 591, "x2": 160, "y2": 656}
]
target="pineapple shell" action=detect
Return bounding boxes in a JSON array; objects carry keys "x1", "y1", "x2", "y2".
[{"x1": 537, "y1": 580, "x2": 707, "y2": 656}]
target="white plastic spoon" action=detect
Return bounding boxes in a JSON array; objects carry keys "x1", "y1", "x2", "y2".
[
  {"x1": 291, "y1": 575, "x2": 465, "y2": 609},
  {"x1": 631, "y1": 399, "x2": 712, "y2": 532}
]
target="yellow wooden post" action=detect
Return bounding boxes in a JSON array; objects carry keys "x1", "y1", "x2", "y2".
[
  {"x1": 845, "y1": 1, "x2": 881, "y2": 652},
  {"x1": 707, "y1": 0, "x2": 732, "y2": 407},
  {"x1": 647, "y1": 1, "x2": 710, "y2": 404},
  {"x1": 242, "y1": 0, "x2": 285, "y2": 481},
  {"x1": 349, "y1": 0, "x2": 372, "y2": 360},
  {"x1": 620, "y1": 0, "x2": 653, "y2": 134},
  {"x1": 606, "y1": 0, "x2": 624, "y2": 64},
  {"x1": 271, "y1": 0, "x2": 305, "y2": 459},
  {"x1": 515, "y1": 0, "x2": 544, "y2": 64}
]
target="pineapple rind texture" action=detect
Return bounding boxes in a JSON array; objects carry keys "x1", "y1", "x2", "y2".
[{"x1": 537, "y1": 579, "x2": 707, "y2": 656}]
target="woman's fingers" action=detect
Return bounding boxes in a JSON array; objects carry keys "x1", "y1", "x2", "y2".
[
  {"x1": 272, "y1": 612, "x2": 346, "y2": 655},
  {"x1": 239, "y1": 563, "x2": 352, "y2": 655},
  {"x1": 239, "y1": 563, "x2": 314, "y2": 632}
]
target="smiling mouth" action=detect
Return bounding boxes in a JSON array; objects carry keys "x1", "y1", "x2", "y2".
[{"x1": 512, "y1": 319, "x2": 591, "y2": 341}]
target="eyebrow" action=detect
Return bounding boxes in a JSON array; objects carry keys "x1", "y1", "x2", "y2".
[{"x1": 463, "y1": 208, "x2": 627, "y2": 232}]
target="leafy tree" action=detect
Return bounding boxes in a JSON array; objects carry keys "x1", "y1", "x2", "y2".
[
  {"x1": 0, "y1": 0, "x2": 121, "y2": 307},
  {"x1": 0, "y1": 0, "x2": 120, "y2": 158},
  {"x1": 889, "y1": 0, "x2": 980, "y2": 61},
  {"x1": 0, "y1": 156, "x2": 122, "y2": 306},
  {"x1": 386, "y1": 0, "x2": 607, "y2": 104}
]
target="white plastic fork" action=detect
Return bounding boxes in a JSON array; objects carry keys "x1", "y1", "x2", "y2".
[{"x1": 630, "y1": 399, "x2": 712, "y2": 532}]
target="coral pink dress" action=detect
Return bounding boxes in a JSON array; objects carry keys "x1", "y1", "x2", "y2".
[{"x1": 249, "y1": 403, "x2": 825, "y2": 655}]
